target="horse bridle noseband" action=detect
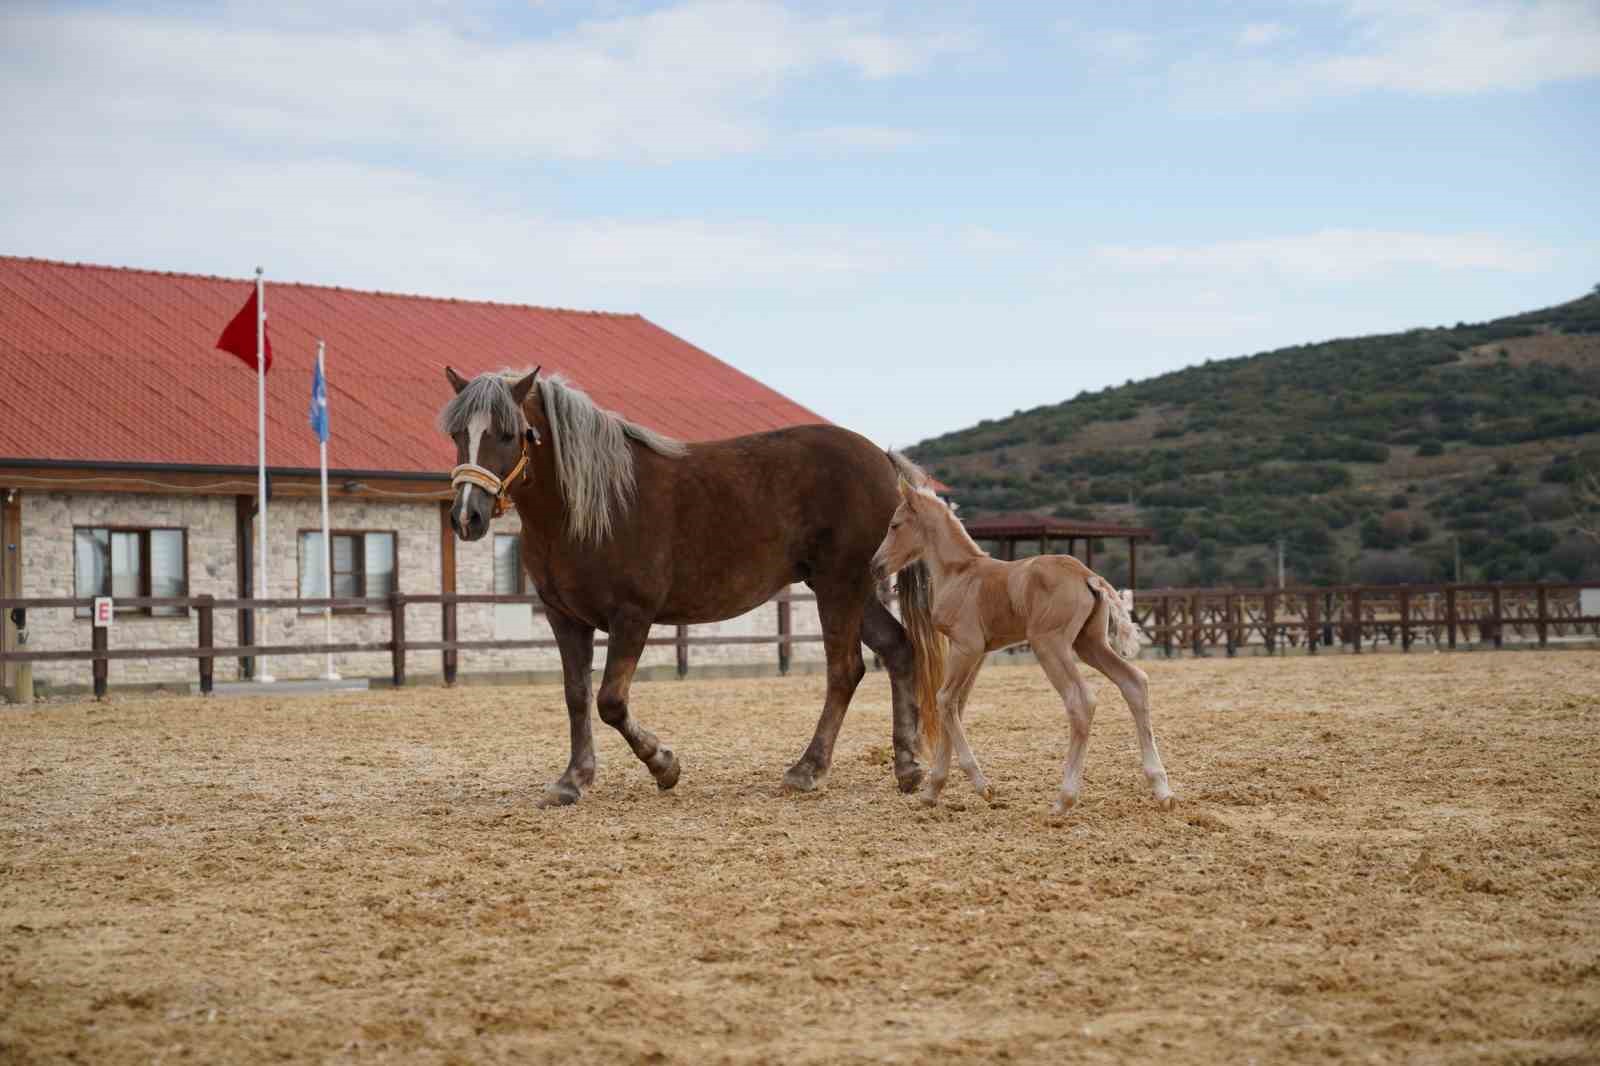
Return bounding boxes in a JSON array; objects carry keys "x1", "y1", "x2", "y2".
[{"x1": 451, "y1": 426, "x2": 541, "y2": 518}]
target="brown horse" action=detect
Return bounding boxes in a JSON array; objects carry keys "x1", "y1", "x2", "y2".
[
  {"x1": 872, "y1": 478, "x2": 1176, "y2": 814},
  {"x1": 440, "y1": 367, "x2": 942, "y2": 806}
]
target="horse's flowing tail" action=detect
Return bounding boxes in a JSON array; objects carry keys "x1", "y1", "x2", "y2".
[
  {"x1": 886, "y1": 450, "x2": 947, "y2": 753},
  {"x1": 1089, "y1": 574, "x2": 1144, "y2": 659},
  {"x1": 897, "y1": 559, "x2": 946, "y2": 754}
]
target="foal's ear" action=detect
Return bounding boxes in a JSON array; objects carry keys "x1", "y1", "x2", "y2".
[
  {"x1": 510, "y1": 365, "x2": 541, "y2": 407},
  {"x1": 896, "y1": 476, "x2": 915, "y2": 503},
  {"x1": 444, "y1": 366, "x2": 470, "y2": 394}
]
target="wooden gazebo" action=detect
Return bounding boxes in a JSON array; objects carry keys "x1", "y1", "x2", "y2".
[{"x1": 961, "y1": 512, "x2": 1156, "y2": 588}]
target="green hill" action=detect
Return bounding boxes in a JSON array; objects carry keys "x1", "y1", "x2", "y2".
[{"x1": 908, "y1": 287, "x2": 1600, "y2": 588}]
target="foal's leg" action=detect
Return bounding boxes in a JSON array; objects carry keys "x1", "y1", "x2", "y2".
[
  {"x1": 784, "y1": 584, "x2": 866, "y2": 792},
  {"x1": 860, "y1": 594, "x2": 925, "y2": 793},
  {"x1": 596, "y1": 609, "x2": 680, "y2": 790},
  {"x1": 919, "y1": 644, "x2": 985, "y2": 806},
  {"x1": 1075, "y1": 632, "x2": 1175, "y2": 809},
  {"x1": 1032, "y1": 634, "x2": 1097, "y2": 814},
  {"x1": 946, "y1": 662, "x2": 995, "y2": 804},
  {"x1": 537, "y1": 609, "x2": 598, "y2": 807}
]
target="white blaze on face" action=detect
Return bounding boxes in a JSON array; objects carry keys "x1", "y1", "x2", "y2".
[{"x1": 462, "y1": 410, "x2": 491, "y2": 510}]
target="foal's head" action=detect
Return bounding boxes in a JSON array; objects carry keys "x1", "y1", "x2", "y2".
[
  {"x1": 439, "y1": 366, "x2": 541, "y2": 541},
  {"x1": 871, "y1": 478, "x2": 942, "y2": 579}
]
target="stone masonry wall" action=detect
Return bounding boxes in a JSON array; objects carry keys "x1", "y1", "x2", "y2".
[{"x1": 18, "y1": 490, "x2": 827, "y2": 690}]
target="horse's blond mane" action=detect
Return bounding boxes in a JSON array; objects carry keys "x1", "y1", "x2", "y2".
[{"x1": 539, "y1": 373, "x2": 687, "y2": 544}]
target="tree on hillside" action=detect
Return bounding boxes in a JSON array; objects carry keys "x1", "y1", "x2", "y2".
[{"x1": 1579, "y1": 464, "x2": 1600, "y2": 544}]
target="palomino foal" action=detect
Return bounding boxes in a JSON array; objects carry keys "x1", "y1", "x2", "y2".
[{"x1": 871, "y1": 481, "x2": 1176, "y2": 814}]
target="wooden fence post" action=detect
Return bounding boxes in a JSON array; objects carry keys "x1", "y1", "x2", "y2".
[
  {"x1": 1350, "y1": 588, "x2": 1362, "y2": 654},
  {"x1": 1491, "y1": 586, "x2": 1503, "y2": 649},
  {"x1": 1224, "y1": 594, "x2": 1237, "y2": 657},
  {"x1": 1264, "y1": 591, "x2": 1277, "y2": 655},
  {"x1": 777, "y1": 595, "x2": 792, "y2": 676},
  {"x1": 676, "y1": 625, "x2": 689, "y2": 678},
  {"x1": 443, "y1": 598, "x2": 458, "y2": 686},
  {"x1": 1536, "y1": 585, "x2": 1548, "y2": 648},
  {"x1": 390, "y1": 593, "x2": 407, "y2": 688},
  {"x1": 1307, "y1": 594, "x2": 1319, "y2": 655},
  {"x1": 1159, "y1": 596, "x2": 1172, "y2": 658},
  {"x1": 1399, "y1": 588, "x2": 1411, "y2": 652},
  {"x1": 1189, "y1": 593, "x2": 1201, "y2": 657},
  {"x1": 197, "y1": 595, "x2": 214, "y2": 695},
  {"x1": 92, "y1": 625, "x2": 108, "y2": 700},
  {"x1": 1445, "y1": 586, "x2": 1457, "y2": 650}
]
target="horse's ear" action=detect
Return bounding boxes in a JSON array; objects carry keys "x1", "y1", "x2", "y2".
[
  {"x1": 510, "y1": 366, "x2": 540, "y2": 407},
  {"x1": 897, "y1": 476, "x2": 913, "y2": 501},
  {"x1": 444, "y1": 366, "x2": 469, "y2": 394}
]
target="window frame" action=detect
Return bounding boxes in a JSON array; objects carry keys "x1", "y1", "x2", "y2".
[
  {"x1": 72, "y1": 526, "x2": 190, "y2": 619},
  {"x1": 494, "y1": 533, "x2": 527, "y2": 595},
  {"x1": 297, "y1": 529, "x2": 399, "y2": 614}
]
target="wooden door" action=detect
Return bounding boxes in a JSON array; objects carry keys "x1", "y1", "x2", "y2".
[{"x1": 1, "y1": 490, "x2": 19, "y2": 693}]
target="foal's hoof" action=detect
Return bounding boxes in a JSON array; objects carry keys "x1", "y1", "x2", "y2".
[
  {"x1": 1155, "y1": 793, "x2": 1177, "y2": 811},
  {"x1": 650, "y1": 749, "x2": 681, "y2": 791},
  {"x1": 1049, "y1": 795, "x2": 1077, "y2": 817},
  {"x1": 537, "y1": 782, "x2": 582, "y2": 808},
  {"x1": 895, "y1": 764, "x2": 925, "y2": 794},
  {"x1": 783, "y1": 761, "x2": 825, "y2": 793},
  {"x1": 979, "y1": 783, "x2": 996, "y2": 804}
]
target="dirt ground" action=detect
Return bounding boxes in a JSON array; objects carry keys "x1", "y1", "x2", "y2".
[{"x1": 2, "y1": 651, "x2": 1598, "y2": 1065}]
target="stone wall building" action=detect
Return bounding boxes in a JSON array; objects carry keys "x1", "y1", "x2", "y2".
[{"x1": 0, "y1": 256, "x2": 831, "y2": 696}]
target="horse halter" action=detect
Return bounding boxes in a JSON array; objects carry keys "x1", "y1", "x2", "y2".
[{"x1": 450, "y1": 427, "x2": 541, "y2": 518}]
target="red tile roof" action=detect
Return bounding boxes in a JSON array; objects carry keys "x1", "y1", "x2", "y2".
[{"x1": 0, "y1": 255, "x2": 826, "y2": 475}]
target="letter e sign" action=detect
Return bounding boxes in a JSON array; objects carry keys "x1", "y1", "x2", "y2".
[{"x1": 93, "y1": 597, "x2": 114, "y2": 627}]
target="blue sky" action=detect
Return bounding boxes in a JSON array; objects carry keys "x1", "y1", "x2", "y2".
[{"x1": 3, "y1": 0, "x2": 1596, "y2": 446}]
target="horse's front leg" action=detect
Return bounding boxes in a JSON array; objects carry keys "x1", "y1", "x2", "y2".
[
  {"x1": 538, "y1": 609, "x2": 598, "y2": 807},
  {"x1": 596, "y1": 610, "x2": 681, "y2": 790}
]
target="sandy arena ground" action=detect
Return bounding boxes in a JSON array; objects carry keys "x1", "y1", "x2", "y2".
[{"x1": 2, "y1": 651, "x2": 1598, "y2": 1065}]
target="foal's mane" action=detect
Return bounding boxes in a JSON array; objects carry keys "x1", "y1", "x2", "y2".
[
  {"x1": 911, "y1": 484, "x2": 985, "y2": 556},
  {"x1": 437, "y1": 369, "x2": 687, "y2": 544}
]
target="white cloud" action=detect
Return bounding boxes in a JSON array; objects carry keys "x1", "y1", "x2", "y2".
[
  {"x1": 1182, "y1": 0, "x2": 1600, "y2": 103},
  {"x1": 1093, "y1": 229, "x2": 1553, "y2": 281},
  {"x1": 1068, "y1": 27, "x2": 1155, "y2": 64},
  {"x1": 0, "y1": 1, "x2": 967, "y2": 163},
  {"x1": 1, "y1": 151, "x2": 900, "y2": 304},
  {"x1": 1237, "y1": 21, "x2": 1292, "y2": 48}
]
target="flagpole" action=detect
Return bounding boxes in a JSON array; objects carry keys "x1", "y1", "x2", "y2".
[
  {"x1": 316, "y1": 340, "x2": 339, "y2": 681},
  {"x1": 255, "y1": 266, "x2": 274, "y2": 683}
]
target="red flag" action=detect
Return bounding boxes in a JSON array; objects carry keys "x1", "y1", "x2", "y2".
[{"x1": 215, "y1": 286, "x2": 273, "y2": 373}]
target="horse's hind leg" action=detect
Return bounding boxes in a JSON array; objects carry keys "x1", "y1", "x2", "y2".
[
  {"x1": 596, "y1": 609, "x2": 680, "y2": 791},
  {"x1": 1076, "y1": 629, "x2": 1175, "y2": 809},
  {"x1": 784, "y1": 583, "x2": 866, "y2": 792},
  {"x1": 860, "y1": 595, "x2": 924, "y2": 793},
  {"x1": 1032, "y1": 633, "x2": 1096, "y2": 815}
]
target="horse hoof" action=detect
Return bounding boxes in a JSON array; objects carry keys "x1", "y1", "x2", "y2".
[
  {"x1": 1156, "y1": 793, "x2": 1177, "y2": 811},
  {"x1": 783, "y1": 762, "x2": 823, "y2": 793},
  {"x1": 918, "y1": 788, "x2": 941, "y2": 808},
  {"x1": 1050, "y1": 795, "x2": 1076, "y2": 817},
  {"x1": 652, "y1": 750, "x2": 681, "y2": 791},
  {"x1": 896, "y1": 765, "x2": 925, "y2": 794},
  {"x1": 537, "y1": 782, "x2": 582, "y2": 808},
  {"x1": 979, "y1": 784, "x2": 996, "y2": 804}
]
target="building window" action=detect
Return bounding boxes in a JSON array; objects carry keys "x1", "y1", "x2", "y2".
[
  {"x1": 298, "y1": 531, "x2": 396, "y2": 613},
  {"x1": 73, "y1": 527, "x2": 188, "y2": 617},
  {"x1": 494, "y1": 534, "x2": 526, "y2": 595}
]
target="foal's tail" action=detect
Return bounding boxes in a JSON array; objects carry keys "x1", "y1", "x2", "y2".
[
  {"x1": 1088, "y1": 574, "x2": 1144, "y2": 660},
  {"x1": 886, "y1": 451, "x2": 947, "y2": 753}
]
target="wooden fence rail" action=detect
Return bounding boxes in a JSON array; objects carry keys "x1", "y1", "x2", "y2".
[
  {"x1": 0, "y1": 589, "x2": 822, "y2": 700},
  {"x1": 3, "y1": 584, "x2": 1597, "y2": 700}
]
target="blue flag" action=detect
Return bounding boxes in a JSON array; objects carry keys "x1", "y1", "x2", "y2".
[{"x1": 308, "y1": 357, "x2": 329, "y2": 443}]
